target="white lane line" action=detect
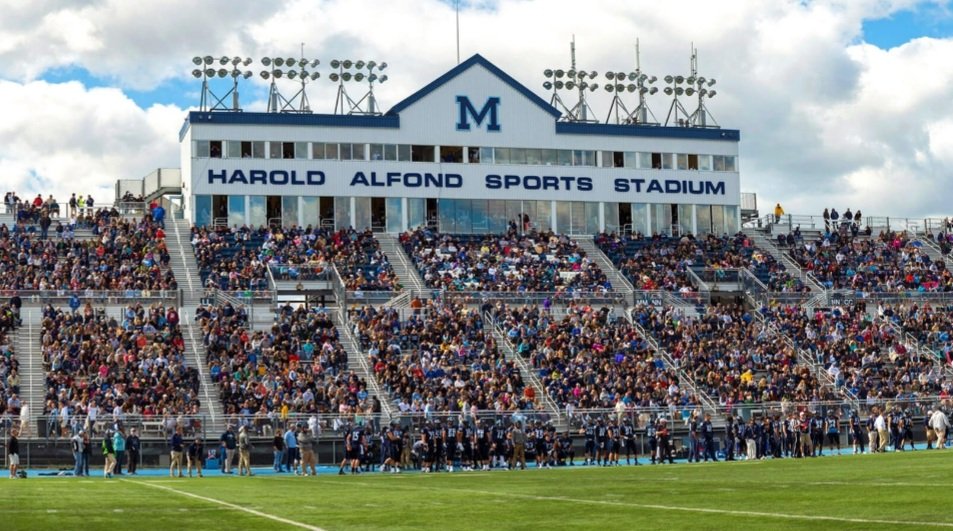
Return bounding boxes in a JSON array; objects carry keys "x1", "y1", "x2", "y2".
[
  {"x1": 121, "y1": 479, "x2": 327, "y2": 531},
  {"x1": 360, "y1": 483, "x2": 953, "y2": 528}
]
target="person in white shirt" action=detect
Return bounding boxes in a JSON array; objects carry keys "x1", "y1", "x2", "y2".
[
  {"x1": 874, "y1": 411, "x2": 888, "y2": 452},
  {"x1": 930, "y1": 409, "x2": 950, "y2": 449}
]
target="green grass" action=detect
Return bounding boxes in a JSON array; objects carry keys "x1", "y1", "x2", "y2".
[{"x1": 4, "y1": 452, "x2": 953, "y2": 530}]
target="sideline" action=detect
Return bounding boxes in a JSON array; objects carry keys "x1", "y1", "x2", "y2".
[
  {"x1": 121, "y1": 479, "x2": 327, "y2": 531},
  {"x1": 356, "y1": 482, "x2": 953, "y2": 528}
]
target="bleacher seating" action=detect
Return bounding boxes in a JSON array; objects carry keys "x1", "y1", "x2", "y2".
[
  {"x1": 400, "y1": 228, "x2": 611, "y2": 293},
  {"x1": 192, "y1": 225, "x2": 398, "y2": 291},
  {"x1": 198, "y1": 302, "x2": 375, "y2": 428},
  {"x1": 347, "y1": 302, "x2": 534, "y2": 412}
]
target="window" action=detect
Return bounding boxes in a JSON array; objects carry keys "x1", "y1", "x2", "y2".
[
  {"x1": 209, "y1": 140, "x2": 222, "y2": 158},
  {"x1": 495, "y1": 147, "x2": 511, "y2": 164},
  {"x1": 698, "y1": 154, "x2": 712, "y2": 171},
  {"x1": 282, "y1": 142, "x2": 295, "y2": 159},
  {"x1": 468, "y1": 147, "x2": 481, "y2": 163},
  {"x1": 601, "y1": 151, "x2": 614, "y2": 168},
  {"x1": 295, "y1": 142, "x2": 309, "y2": 159},
  {"x1": 624, "y1": 152, "x2": 637, "y2": 169},
  {"x1": 676, "y1": 153, "x2": 688, "y2": 170},
  {"x1": 572, "y1": 150, "x2": 595, "y2": 166},
  {"x1": 350, "y1": 143, "x2": 366, "y2": 160},
  {"x1": 557, "y1": 149, "x2": 572, "y2": 166},
  {"x1": 637, "y1": 152, "x2": 652, "y2": 169},
  {"x1": 312, "y1": 142, "x2": 338, "y2": 160},
  {"x1": 194, "y1": 140, "x2": 210, "y2": 158},
  {"x1": 269, "y1": 141, "x2": 282, "y2": 159},
  {"x1": 397, "y1": 144, "x2": 411, "y2": 161},
  {"x1": 339, "y1": 143, "x2": 354, "y2": 160},
  {"x1": 661, "y1": 153, "x2": 674, "y2": 170},
  {"x1": 651, "y1": 152, "x2": 662, "y2": 169},
  {"x1": 370, "y1": 144, "x2": 384, "y2": 161},
  {"x1": 411, "y1": 145, "x2": 434, "y2": 162},
  {"x1": 227, "y1": 141, "x2": 240, "y2": 159},
  {"x1": 542, "y1": 149, "x2": 558, "y2": 165},
  {"x1": 713, "y1": 155, "x2": 726, "y2": 172},
  {"x1": 385, "y1": 144, "x2": 398, "y2": 161},
  {"x1": 724, "y1": 155, "x2": 737, "y2": 172},
  {"x1": 247, "y1": 141, "x2": 265, "y2": 159},
  {"x1": 688, "y1": 154, "x2": 699, "y2": 170},
  {"x1": 440, "y1": 146, "x2": 463, "y2": 163},
  {"x1": 613, "y1": 151, "x2": 625, "y2": 168},
  {"x1": 479, "y1": 147, "x2": 494, "y2": 163},
  {"x1": 525, "y1": 148, "x2": 542, "y2": 165},
  {"x1": 510, "y1": 148, "x2": 526, "y2": 165}
]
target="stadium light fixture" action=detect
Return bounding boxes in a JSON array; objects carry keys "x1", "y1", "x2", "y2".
[
  {"x1": 193, "y1": 53, "x2": 253, "y2": 112},
  {"x1": 686, "y1": 45, "x2": 719, "y2": 128},
  {"x1": 544, "y1": 36, "x2": 598, "y2": 122},
  {"x1": 261, "y1": 45, "x2": 321, "y2": 113},
  {"x1": 330, "y1": 58, "x2": 388, "y2": 115},
  {"x1": 603, "y1": 39, "x2": 660, "y2": 125}
]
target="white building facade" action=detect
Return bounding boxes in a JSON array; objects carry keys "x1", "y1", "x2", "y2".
[{"x1": 180, "y1": 54, "x2": 741, "y2": 236}]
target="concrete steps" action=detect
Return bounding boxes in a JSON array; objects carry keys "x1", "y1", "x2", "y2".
[
  {"x1": 181, "y1": 318, "x2": 224, "y2": 435},
  {"x1": 376, "y1": 233, "x2": 425, "y2": 294},
  {"x1": 330, "y1": 310, "x2": 395, "y2": 421},
  {"x1": 15, "y1": 307, "x2": 44, "y2": 436},
  {"x1": 742, "y1": 228, "x2": 826, "y2": 292},
  {"x1": 574, "y1": 236, "x2": 636, "y2": 296},
  {"x1": 166, "y1": 218, "x2": 203, "y2": 306}
]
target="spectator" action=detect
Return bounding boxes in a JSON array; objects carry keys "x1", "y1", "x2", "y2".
[{"x1": 774, "y1": 203, "x2": 784, "y2": 224}]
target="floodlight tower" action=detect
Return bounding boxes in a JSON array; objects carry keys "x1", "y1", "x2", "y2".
[
  {"x1": 604, "y1": 71, "x2": 635, "y2": 125},
  {"x1": 663, "y1": 72, "x2": 691, "y2": 127},
  {"x1": 687, "y1": 45, "x2": 718, "y2": 128},
  {"x1": 342, "y1": 61, "x2": 388, "y2": 115},
  {"x1": 192, "y1": 55, "x2": 252, "y2": 111},
  {"x1": 543, "y1": 37, "x2": 598, "y2": 122},
  {"x1": 260, "y1": 48, "x2": 321, "y2": 113},
  {"x1": 626, "y1": 39, "x2": 659, "y2": 125}
]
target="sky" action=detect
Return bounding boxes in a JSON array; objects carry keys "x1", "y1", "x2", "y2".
[{"x1": 2, "y1": 0, "x2": 953, "y2": 219}]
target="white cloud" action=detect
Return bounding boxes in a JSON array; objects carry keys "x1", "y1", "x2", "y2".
[{"x1": 0, "y1": 0, "x2": 952, "y2": 219}]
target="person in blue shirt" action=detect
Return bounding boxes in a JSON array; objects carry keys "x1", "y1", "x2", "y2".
[
  {"x1": 169, "y1": 427, "x2": 184, "y2": 478},
  {"x1": 284, "y1": 424, "x2": 300, "y2": 475},
  {"x1": 69, "y1": 294, "x2": 80, "y2": 314},
  {"x1": 112, "y1": 428, "x2": 126, "y2": 475}
]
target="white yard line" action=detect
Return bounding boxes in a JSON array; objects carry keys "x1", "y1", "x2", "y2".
[
  {"x1": 355, "y1": 482, "x2": 953, "y2": 528},
  {"x1": 122, "y1": 479, "x2": 327, "y2": 531}
]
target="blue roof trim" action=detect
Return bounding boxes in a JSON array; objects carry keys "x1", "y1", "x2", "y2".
[
  {"x1": 555, "y1": 122, "x2": 740, "y2": 142},
  {"x1": 386, "y1": 54, "x2": 562, "y2": 119},
  {"x1": 180, "y1": 111, "x2": 400, "y2": 140}
]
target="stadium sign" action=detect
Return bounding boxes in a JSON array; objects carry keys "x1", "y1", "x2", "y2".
[{"x1": 455, "y1": 96, "x2": 501, "y2": 132}]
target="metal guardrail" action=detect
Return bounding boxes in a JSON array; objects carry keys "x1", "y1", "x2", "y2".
[
  {"x1": 267, "y1": 263, "x2": 333, "y2": 282},
  {"x1": 0, "y1": 289, "x2": 181, "y2": 305},
  {"x1": 114, "y1": 202, "x2": 147, "y2": 215}
]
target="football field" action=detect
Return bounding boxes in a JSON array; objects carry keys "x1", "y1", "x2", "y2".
[{"x1": 4, "y1": 451, "x2": 953, "y2": 530}]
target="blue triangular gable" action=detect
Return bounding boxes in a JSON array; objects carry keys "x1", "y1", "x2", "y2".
[{"x1": 386, "y1": 54, "x2": 562, "y2": 119}]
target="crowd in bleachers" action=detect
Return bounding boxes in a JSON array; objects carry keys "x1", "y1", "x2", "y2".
[
  {"x1": 889, "y1": 304, "x2": 953, "y2": 366},
  {"x1": 596, "y1": 232, "x2": 809, "y2": 293},
  {"x1": 491, "y1": 302, "x2": 697, "y2": 410},
  {"x1": 41, "y1": 303, "x2": 200, "y2": 429},
  {"x1": 400, "y1": 228, "x2": 610, "y2": 293},
  {"x1": 763, "y1": 303, "x2": 950, "y2": 401},
  {"x1": 0, "y1": 214, "x2": 174, "y2": 291},
  {"x1": 199, "y1": 302, "x2": 376, "y2": 431},
  {"x1": 347, "y1": 302, "x2": 532, "y2": 412},
  {"x1": 191, "y1": 225, "x2": 398, "y2": 292},
  {"x1": 789, "y1": 231, "x2": 952, "y2": 292},
  {"x1": 1, "y1": 303, "x2": 20, "y2": 420}
]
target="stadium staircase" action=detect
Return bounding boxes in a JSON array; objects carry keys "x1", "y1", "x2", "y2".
[
  {"x1": 376, "y1": 233, "x2": 426, "y2": 295},
  {"x1": 15, "y1": 307, "x2": 45, "y2": 436},
  {"x1": 330, "y1": 309, "x2": 396, "y2": 422},
  {"x1": 574, "y1": 236, "x2": 636, "y2": 297},
  {"x1": 742, "y1": 228, "x2": 827, "y2": 292},
  {"x1": 166, "y1": 217, "x2": 204, "y2": 307},
  {"x1": 623, "y1": 311, "x2": 723, "y2": 417},
  {"x1": 917, "y1": 237, "x2": 953, "y2": 270},
  {"x1": 181, "y1": 318, "x2": 225, "y2": 436},
  {"x1": 484, "y1": 314, "x2": 567, "y2": 431}
]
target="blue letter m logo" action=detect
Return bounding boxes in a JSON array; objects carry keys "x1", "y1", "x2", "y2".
[{"x1": 456, "y1": 96, "x2": 501, "y2": 132}]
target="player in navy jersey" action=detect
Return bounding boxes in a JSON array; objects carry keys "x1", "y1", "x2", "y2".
[
  {"x1": 701, "y1": 413, "x2": 717, "y2": 462},
  {"x1": 460, "y1": 423, "x2": 474, "y2": 471},
  {"x1": 541, "y1": 432, "x2": 556, "y2": 469},
  {"x1": 646, "y1": 418, "x2": 658, "y2": 464},
  {"x1": 433, "y1": 423, "x2": 446, "y2": 472},
  {"x1": 609, "y1": 422, "x2": 622, "y2": 465},
  {"x1": 849, "y1": 411, "x2": 864, "y2": 454},
  {"x1": 581, "y1": 420, "x2": 596, "y2": 465},
  {"x1": 621, "y1": 420, "x2": 638, "y2": 465},
  {"x1": 557, "y1": 431, "x2": 574, "y2": 466},
  {"x1": 595, "y1": 419, "x2": 610, "y2": 466},
  {"x1": 379, "y1": 425, "x2": 392, "y2": 471},
  {"x1": 445, "y1": 422, "x2": 459, "y2": 472},
  {"x1": 824, "y1": 412, "x2": 841, "y2": 455},
  {"x1": 420, "y1": 424, "x2": 433, "y2": 473},
  {"x1": 339, "y1": 423, "x2": 364, "y2": 475},
  {"x1": 492, "y1": 421, "x2": 509, "y2": 470}
]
